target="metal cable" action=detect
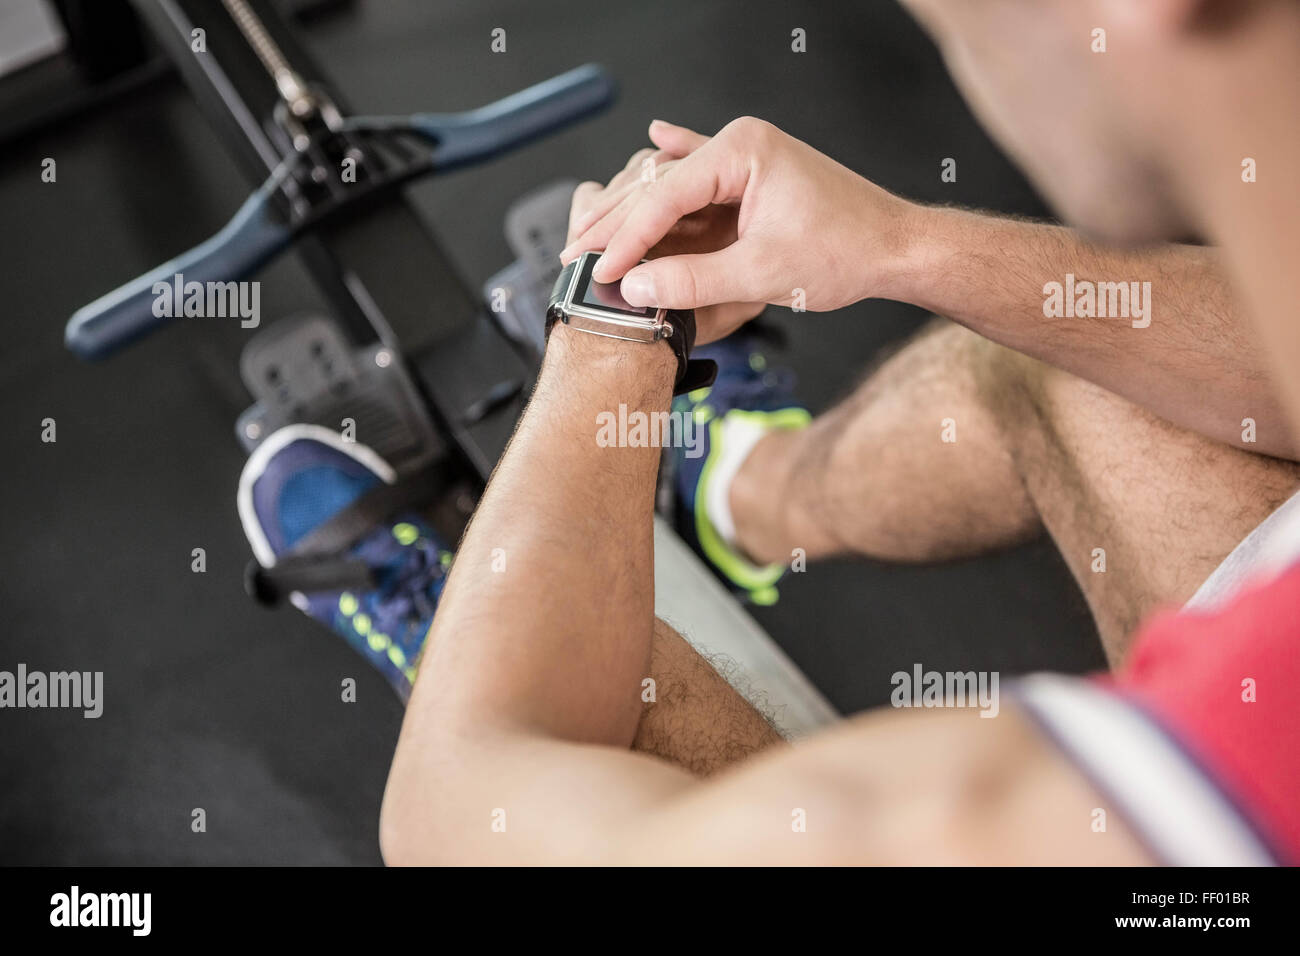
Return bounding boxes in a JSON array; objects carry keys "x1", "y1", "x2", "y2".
[{"x1": 219, "y1": 0, "x2": 312, "y2": 111}]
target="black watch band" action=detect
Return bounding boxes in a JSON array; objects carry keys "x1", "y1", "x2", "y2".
[{"x1": 547, "y1": 258, "x2": 717, "y2": 396}]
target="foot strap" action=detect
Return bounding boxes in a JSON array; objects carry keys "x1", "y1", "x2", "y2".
[{"x1": 245, "y1": 463, "x2": 449, "y2": 605}]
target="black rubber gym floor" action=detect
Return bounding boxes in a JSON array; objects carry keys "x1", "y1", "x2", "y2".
[{"x1": 0, "y1": 0, "x2": 1102, "y2": 864}]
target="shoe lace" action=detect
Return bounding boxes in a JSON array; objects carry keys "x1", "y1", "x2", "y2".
[{"x1": 370, "y1": 537, "x2": 447, "y2": 645}]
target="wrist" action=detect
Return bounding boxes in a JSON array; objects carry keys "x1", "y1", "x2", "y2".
[
  {"x1": 865, "y1": 199, "x2": 954, "y2": 305},
  {"x1": 542, "y1": 322, "x2": 677, "y2": 398}
]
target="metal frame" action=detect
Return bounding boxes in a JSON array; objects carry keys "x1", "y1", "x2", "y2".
[
  {"x1": 129, "y1": 0, "x2": 534, "y2": 488},
  {"x1": 553, "y1": 253, "x2": 671, "y2": 344}
]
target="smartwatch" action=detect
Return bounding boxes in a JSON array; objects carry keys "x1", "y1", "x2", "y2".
[{"x1": 547, "y1": 251, "x2": 717, "y2": 395}]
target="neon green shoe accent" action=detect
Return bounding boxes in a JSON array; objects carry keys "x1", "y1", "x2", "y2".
[
  {"x1": 338, "y1": 592, "x2": 358, "y2": 616},
  {"x1": 367, "y1": 631, "x2": 388, "y2": 653},
  {"x1": 392, "y1": 522, "x2": 419, "y2": 546},
  {"x1": 692, "y1": 407, "x2": 811, "y2": 597},
  {"x1": 352, "y1": 613, "x2": 371, "y2": 636},
  {"x1": 725, "y1": 406, "x2": 812, "y2": 432}
]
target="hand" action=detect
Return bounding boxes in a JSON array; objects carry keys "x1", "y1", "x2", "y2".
[
  {"x1": 564, "y1": 143, "x2": 766, "y2": 343},
  {"x1": 561, "y1": 117, "x2": 917, "y2": 341}
]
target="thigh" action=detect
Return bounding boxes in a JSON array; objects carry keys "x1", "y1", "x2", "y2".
[{"x1": 993, "y1": 354, "x2": 1300, "y2": 663}]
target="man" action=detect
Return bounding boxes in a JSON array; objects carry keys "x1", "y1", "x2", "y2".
[{"x1": 377, "y1": 0, "x2": 1300, "y2": 863}]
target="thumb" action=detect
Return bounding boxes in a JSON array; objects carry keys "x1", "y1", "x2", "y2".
[{"x1": 620, "y1": 248, "x2": 758, "y2": 311}]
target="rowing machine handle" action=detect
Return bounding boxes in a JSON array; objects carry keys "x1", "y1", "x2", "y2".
[
  {"x1": 65, "y1": 188, "x2": 291, "y2": 360},
  {"x1": 413, "y1": 63, "x2": 617, "y2": 170},
  {"x1": 65, "y1": 64, "x2": 616, "y2": 360}
]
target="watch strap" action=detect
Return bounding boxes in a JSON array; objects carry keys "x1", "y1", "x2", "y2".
[
  {"x1": 547, "y1": 257, "x2": 581, "y2": 321},
  {"x1": 662, "y1": 307, "x2": 717, "y2": 396}
]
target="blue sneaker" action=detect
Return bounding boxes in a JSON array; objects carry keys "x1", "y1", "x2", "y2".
[
  {"x1": 670, "y1": 334, "x2": 811, "y2": 606},
  {"x1": 238, "y1": 424, "x2": 451, "y2": 701}
]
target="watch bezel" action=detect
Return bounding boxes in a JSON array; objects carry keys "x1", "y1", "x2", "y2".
[{"x1": 555, "y1": 251, "x2": 669, "y2": 343}]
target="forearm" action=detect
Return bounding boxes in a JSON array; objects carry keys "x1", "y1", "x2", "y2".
[
  {"x1": 382, "y1": 610, "x2": 782, "y2": 864},
  {"x1": 383, "y1": 326, "x2": 702, "y2": 862},
  {"x1": 416, "y1": 325, "x2": 673, "y2": 738},
  {"x1": 877, "y1": 205, "x2": 1294, "y2": 458}
]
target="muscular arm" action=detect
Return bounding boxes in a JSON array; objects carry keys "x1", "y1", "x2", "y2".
[
  {"x1": 879, "y1": 205, "x2": 1293, "y2": 457},
  {"x1": 379, "y1": 320, "x2": 1150, "y2": 866},
  {"x1": 570, "y1": 119, "x2": 1292, "y2": 458},
  {"x1": 381, "y1": 326, "x2": 711, "y2": 864}
]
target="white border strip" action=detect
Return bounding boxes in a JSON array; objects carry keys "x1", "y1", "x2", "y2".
[{"x1": 1015, "y1": 674, "x2": 1275, "y2": 866}]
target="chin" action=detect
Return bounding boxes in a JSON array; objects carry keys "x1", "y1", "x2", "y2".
[
  {"x1": 1036, "y1": 165, "x2": 1196, "y2": 246},
  {"x1": 1067, "y1": 206, "x2": 1183, "y2": 246}
]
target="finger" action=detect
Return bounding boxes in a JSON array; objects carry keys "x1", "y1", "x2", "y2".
[
  {"x1": 600, "y1": 152, "x2": 678, "y2": 211},
  {"x1": 566, "y1": 152, "x2": 656, "y2": 244},
  {"x1": 624, "y1": 149, "x2": 676, "y2": 190},
  {"x1": 607, "y1": 148, "x2": 657, "y2": 191},
  {"x1": 561, "y1": 164, "x2": 689, "y2": 263},
  {"x1": 564, "y1": 154, "x2": 681, "y2": 251},
  {"x1": 561, "y1": 186, "x2": 645, "y2": 262},
  {"x1": 648, "y1": 119, "x2": 711, "y2": 158},
  {"x1": 564, "y1": 158, "x2": 682, "y2": 257},
  {"x1": 594, "y1": 147, "x2": 744, "y2": 281},
  {"x1": 605, "y1": 146, "x2": 670, "y2": 187},
  {"x1": 618, "y1": 247, "x2": 762, "y2": 311},
  {"x1": 596, "y1": 149, "x2": 676, "y2": 213},
  {"x1": 566, "y1": 181, "x2": 604, "y2": 243}
]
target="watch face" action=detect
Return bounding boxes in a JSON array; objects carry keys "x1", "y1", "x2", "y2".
[{"x1": 574, "y1": 253, "x2": 656, "y2": 318}]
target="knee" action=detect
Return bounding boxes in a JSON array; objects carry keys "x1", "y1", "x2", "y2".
[{"x1": 922, "y1": 320, "x2": 1045, "y2": 435}]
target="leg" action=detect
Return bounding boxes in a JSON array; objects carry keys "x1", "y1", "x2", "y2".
[
  {"x1": 730, "y1": 319, "x2": 1300, "y2": 662},
  {"x1": 633, "y1": 618, "x2": 786, "y2": 775},
  {"x1": 995, "y1": 351, "x2": 1300, "y2": 661},
  {"x1": 732, "y1": 320, "x2": 1042, "y2": 564}
]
